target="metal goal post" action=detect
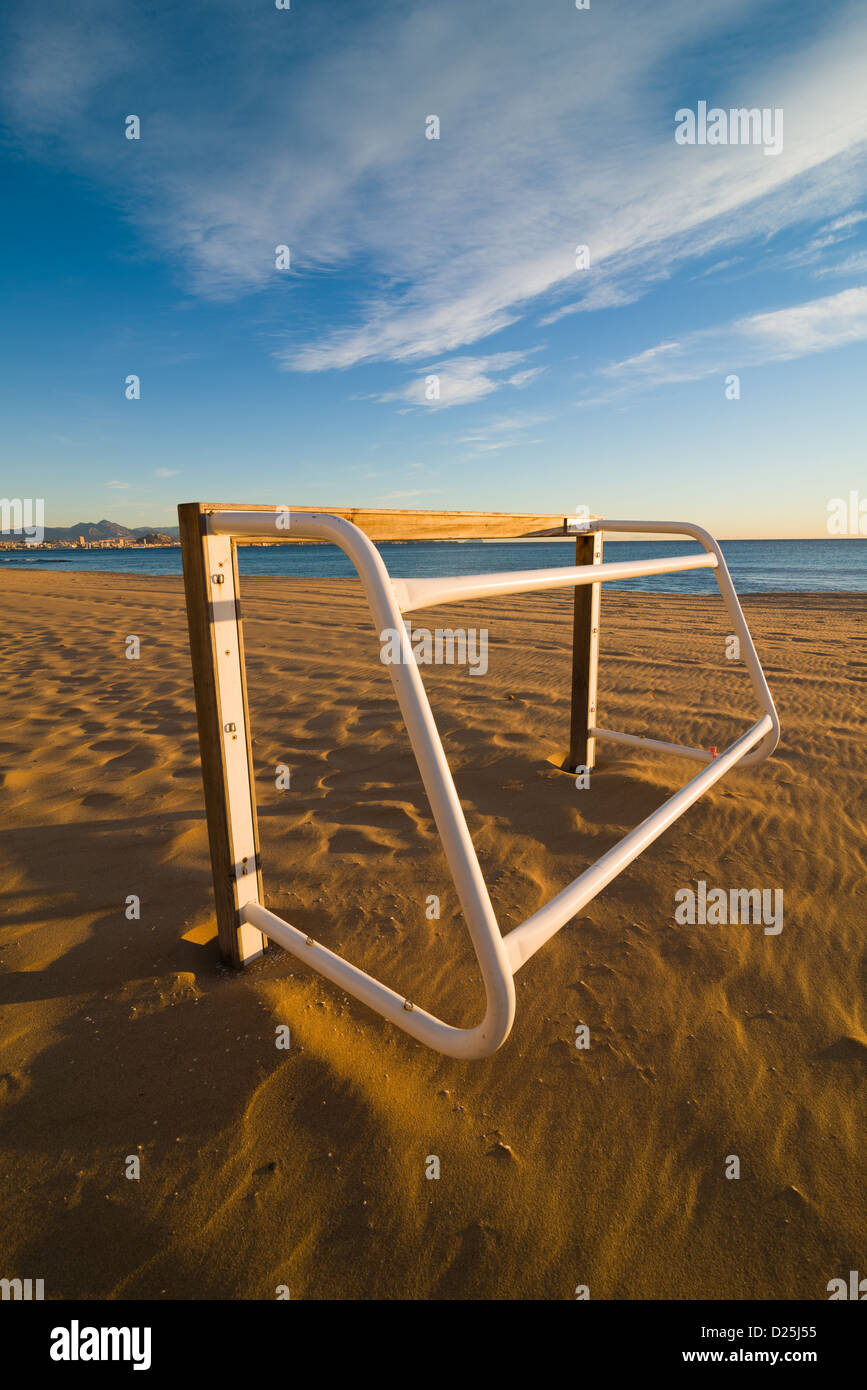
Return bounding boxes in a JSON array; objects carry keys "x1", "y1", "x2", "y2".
[{"x1": 178, "y1": 503, "x2": 779, "y2": 1059}]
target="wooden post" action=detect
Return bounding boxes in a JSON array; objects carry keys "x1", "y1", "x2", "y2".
[
  {"x1": 568, "y1": 528, "x2": 603, "y2": 773},
  {"x1": 178, "y1": 503, "x2": 266, "y2": 967}
]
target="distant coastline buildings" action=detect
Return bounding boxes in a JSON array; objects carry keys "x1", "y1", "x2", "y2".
[{"x1": 0, "y1": 531, "x2": 178, "y2": 551}]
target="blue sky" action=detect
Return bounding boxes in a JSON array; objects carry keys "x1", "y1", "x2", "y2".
[{"x1": 1, "y1": 0, "x2": 866, "y2": 536}]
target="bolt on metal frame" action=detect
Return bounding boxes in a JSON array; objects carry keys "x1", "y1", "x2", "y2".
[{"x1": 180, "y1": 506, "x2": 779, "y2": 1060}]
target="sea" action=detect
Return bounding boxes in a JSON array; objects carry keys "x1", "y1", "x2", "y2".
[{"x1": 2, "y1": 538, "x2": 866, "y2": 595}]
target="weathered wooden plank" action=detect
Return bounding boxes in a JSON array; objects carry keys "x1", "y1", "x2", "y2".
[
  {"x1": 568, "y1": 530, "x2": 603, "y2": 773},
  {"x1": 195, "y1": 503, "x2": 601, "y2": 542},
  {"x1": 178, "y1": 503, "x2": 266, "y2": 967}
]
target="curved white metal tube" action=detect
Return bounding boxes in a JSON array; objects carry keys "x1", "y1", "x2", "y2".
[
  {"x1": 204, "y1": 508, "x2": 779, "y2": 1056},
  {"x1": 210, "y1": 508, "x2": 515, "y2": 1059},
  {"x1": 589, "y1": 728, "x2": 717, "y2": 763},
  {"x1": 503, "y1": 714, "x2": 772, "y2": 972},
  {"x1": 393, "y1": 551, "x2": 717, "y2": 613},
  {"x1": 598, "y1": 520, "x2": 780, "y2": 768}
]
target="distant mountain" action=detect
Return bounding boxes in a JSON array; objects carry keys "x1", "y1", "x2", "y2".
[
  {"x1": 41, "y1": 520, "x2": 180, "y2": 542},
  {"x1": 42, "y1": 519, "x2": 131, "y2": 541},
  {"x1": 131, "y1": 525, "x2": 180, "y2": 540}
]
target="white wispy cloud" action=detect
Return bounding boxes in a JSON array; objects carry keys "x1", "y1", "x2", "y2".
[
  {"x1": 375, "y1": 488, "x2": 442, "y2": 501},
  {"x1": 539, "y1": 281, "x2": 646, "y2": 327},
  {"x1": 457, "y1": 411, "x2": 549, "y2": 455},
  {"x1": 691, "y1": 257, "x2": 744, "y2": 279},
  {"x1": 815, "y1": 250, "x2": 867, "y2": 278},
  {"x1": 741, "y1": 286, "x2": 867, "y2": 356},
  {"x1": 771, "y1": 207, "x2": 867, "y2": 271},
  {"x1": 372, "y1": 352, "x2": 543, "y2": 410},
  {"x1": 4, "y1": 0, "x2": 867, "y2": 377},
  {"x1": 582, "y1": 285, "x2": 867, "y2": 403}
]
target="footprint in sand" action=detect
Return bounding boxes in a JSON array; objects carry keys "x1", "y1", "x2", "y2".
[
  {"x1": 80, "y1": 790, "x2": 122, "y2": 808},
  {"x1": 815, "y1": 1035, "x2": 867, "y2": 1063}
]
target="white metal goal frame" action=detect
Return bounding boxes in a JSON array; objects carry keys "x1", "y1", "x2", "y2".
[{"x1": 179, "y1": 506, "x2": 779, "y2": 1060}]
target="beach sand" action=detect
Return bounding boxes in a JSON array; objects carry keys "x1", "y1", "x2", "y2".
[{"x1": 0, "y1": 570, "x2": 864, "y2": 1300}]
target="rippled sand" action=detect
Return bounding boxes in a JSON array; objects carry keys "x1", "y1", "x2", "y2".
[{"x1": 0, "y1": 571, "x2": 864, "y2": 1299}]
